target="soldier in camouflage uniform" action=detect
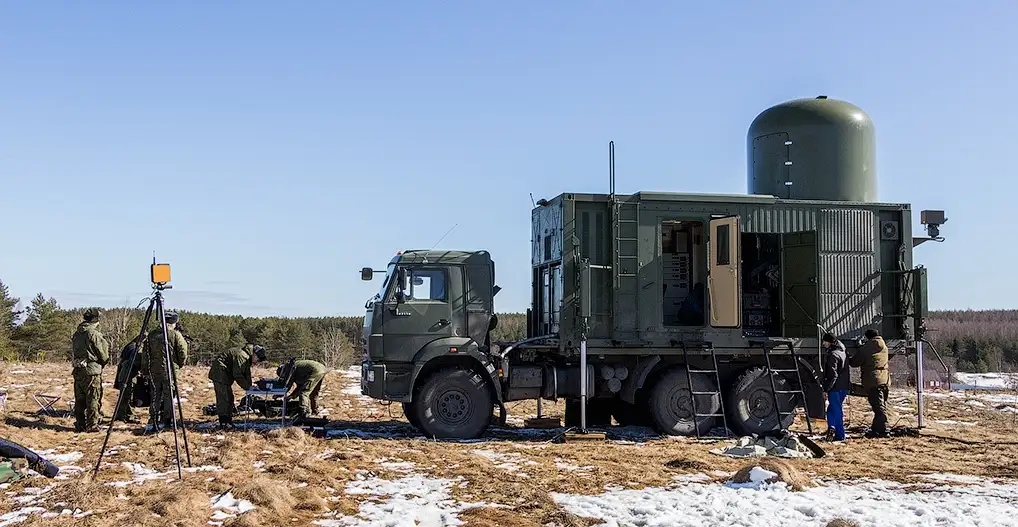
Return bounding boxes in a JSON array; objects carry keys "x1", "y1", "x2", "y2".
[
  {"x1": 851, "y1": 328, "x2": 891, "y2": 438},
  {"x1": 208, "y1": 343, "x2": 266, "y2": 429},
  {"x1": 278, "y1": 359, "x2": 327, "y2": 422},
  {"x1": 113, "y1": 340, "x2": 143, "y2": 423},
  {"x1": 0, "y1": 457, "x2": 27, "y2": 484},
  {"x1": 70, "y1": 308, "x2": 110, "y2": 433},
  {"x1": 141, "y1": 311, "x2": 188, "y2": 430}
]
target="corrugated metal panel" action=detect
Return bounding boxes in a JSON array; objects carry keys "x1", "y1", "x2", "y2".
[
  {"x1": 819, "y1": 209, "x2": 875, "y2": 252},
  {"x1": 821, "y1": 293, "x2": 882, "y2": 336},
  {"x1": 739, "y1": 206, "x2": 817, "y2": 233},
  {"x1": 820, "y1": 253, "x2": 879, "y2": 294}
]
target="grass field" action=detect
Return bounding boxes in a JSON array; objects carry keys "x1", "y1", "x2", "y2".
[{"x1": 2, "y1": 362, "x2": 1017, "y2": 526}]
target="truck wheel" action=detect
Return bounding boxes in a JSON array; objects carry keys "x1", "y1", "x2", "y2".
[
  {"x1": 726, "y1": 366, "x2": 796, "y2": 436},
  {"x1": 648, "y1": 367, "x2": 720, "y2": 436},
  {"x1": 411, "y1": 367, "x2": 492, "y2": 439},
  {"x1": 402, "y1": 402, "x2": 422, "y2": 432}
]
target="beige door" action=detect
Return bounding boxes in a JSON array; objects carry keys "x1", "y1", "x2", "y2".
[{"x1": 708, "y1": 216, "x2": 741, "y2": 328}]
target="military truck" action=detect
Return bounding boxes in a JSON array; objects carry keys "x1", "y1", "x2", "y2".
[{"x1": 359, "y1": 96, "x2": 947, "y2": 440}]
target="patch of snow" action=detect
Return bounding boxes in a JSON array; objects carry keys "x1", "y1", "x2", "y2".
[
  {"x1": 9, "y1": 384, "x2": 32, "y2": 389},
  {"x1": 8, "y1": 370, "x2": 32, "y2": 374},
  {"x1": 552, "y1": 475, "x2": 1018, "y2": 527},
  {"x1": 318, "y1": 472, "x2": 485, "y2": 526},
  {"x1": 471, "y1": 449, "x2": 537, "y2": 475},
  {"x1": 748, "y1": 467, "x2": 778, "y2": 483},
  {"x1": 954, "y1": 372, "x2": 1018, "y2": 390},
  {"x1": 0, "y1": 507, "x2": 47, "y2": 526},
  {"x1": 934, "y1": 420, "x2": 977, "y2": 427},
  {"x1": 46, "y1": 452, "x2": 83, "y2": 464},
  {"x1": 555, "y1": 458, "x2": 595, "y2": 473},
  {"x1": 106, "y1": 463, "x2": 223, "y2": 488},
  {"x1": 211, "y1": 491, "x2": 256, "y2": 515}
]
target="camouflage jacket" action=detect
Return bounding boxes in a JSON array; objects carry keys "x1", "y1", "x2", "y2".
[
  {"x1": 208, "y1": 344, "x2": 255, "y2": 390},
  {"x1": 70, "y1": 321, "x2": 110, "y2": 375},
  {"x1": 850, "y1": 336, "x2": 890, "y2": 389},
  {"x1": 282, "y1": 359, "x2": 327, "y2": 388},
  {"x1": 142, "y1": 327, "x2": 188, "y2": 379}
]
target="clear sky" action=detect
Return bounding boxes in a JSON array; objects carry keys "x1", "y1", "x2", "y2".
[{"x1": 2, "y1": 2, "x2": 1014, "y2": 317}]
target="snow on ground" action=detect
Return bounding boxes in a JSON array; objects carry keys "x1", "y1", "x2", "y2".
[
  {"x1": 552, "y1": 472, "x2": 1018, "y2": 527},
  {"x1": 953, "y1": 372, "x2": 1018, "y2": 390},
  {"x1": 209, "y1": 491, "x2": 257, "y2": 525},
  {"x1": 470, "y1": 449, "x2": 538, "y2": 475},
  {"x1": 311, "y1": 462, "x2": 489, "y2": 527}
]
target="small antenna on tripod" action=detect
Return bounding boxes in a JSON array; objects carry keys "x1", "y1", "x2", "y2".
[{"x1": 431, "y1": 223, "x2": 458, "y2": 249}]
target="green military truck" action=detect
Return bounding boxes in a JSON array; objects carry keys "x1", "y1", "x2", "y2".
[{"x1": 359, "y1": 96, "x2": 947, "y2": 439}]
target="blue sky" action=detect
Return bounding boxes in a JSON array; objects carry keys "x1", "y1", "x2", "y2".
[{"x1": 1, "y1": 2, "x2": 1014, "y2": 317}]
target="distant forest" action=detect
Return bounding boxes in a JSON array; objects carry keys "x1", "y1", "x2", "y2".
[{"x1": 0, "y1": 279, "x2": 1013, "y2": 373}]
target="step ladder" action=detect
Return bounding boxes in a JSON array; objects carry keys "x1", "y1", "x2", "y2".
[
  {"x1": 761, "y1": 340, "x2": 813, "y2": 435},
  {"x1": 682, "y1": 342, "x2": 730, "y2": 439}
]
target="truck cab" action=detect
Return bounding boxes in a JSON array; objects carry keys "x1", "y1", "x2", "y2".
[{"x1": 360, "y1": 250, "x2": 504, "y2": 438}]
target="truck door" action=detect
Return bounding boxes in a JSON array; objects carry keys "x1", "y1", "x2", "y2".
[
  {"x1": 780, "y1": 231, "x2": 820, "y2": 337},
  {"x1": 382, "y1": 266, "x2": 456, "y2": 362},
  {"x1": 708, "y1": 215, "x2": 741, "y2": 328}
]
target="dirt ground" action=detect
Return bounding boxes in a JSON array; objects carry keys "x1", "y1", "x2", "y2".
[{"x1": 1, "y1": 361, "x2": 1016, "y2": 526}]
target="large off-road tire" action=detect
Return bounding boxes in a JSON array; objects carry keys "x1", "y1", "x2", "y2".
[
  {"x1": 564, "y1": 398, "x2": 612, "y2": 428},
  {"x1": 402, "y1": 402, "x2": 422, "y2": 431},
  {"x1": 410, "y1": 367, "x2": 493, "y2": 439},
  {"x1": 648, "y1": 366, "x2": 721, "y2": 436},
  {"x1": 726, "y1": 366, "x2": 797, "y2": 437}
]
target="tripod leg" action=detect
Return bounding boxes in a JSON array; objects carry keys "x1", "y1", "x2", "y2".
[
  {"x1": 93, "y1": 297, "x2": 155, "y2": 480},
  {"x1": 168, "y1": 340, "x2": 192, "y2": 466},
  {"x1": 155, "y1": 294, "x2": 184, "y2": 480}
]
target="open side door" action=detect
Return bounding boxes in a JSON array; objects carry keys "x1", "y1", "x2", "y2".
[
  {"x1": 780, "y1": 231, "x2": 820, "y2": 338},
  {"x1": 708, "y1": 215, "x2": 741, "y2": 328}
]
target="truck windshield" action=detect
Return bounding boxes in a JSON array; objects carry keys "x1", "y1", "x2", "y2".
[{"x1": 378, "y1": 263, "x2": 396, "y2": 298}]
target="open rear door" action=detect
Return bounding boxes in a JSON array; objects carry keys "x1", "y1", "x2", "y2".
[{"x1": 708, "y1": 215, "x2": 741, "y2": 328}]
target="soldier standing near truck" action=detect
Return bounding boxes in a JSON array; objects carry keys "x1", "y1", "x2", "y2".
[
  {"x1": 70, "y1": 308, "x2": 110, "y2": 433},
  {"x1": 142, "y1": 311, "x2": 188, "y2": 431},
  {"x1": 277, "y1": 359, "x2": 327, "y2": 423},
  {"x1": 851, "y1": 329, "x2": 891, "y2": 438},
  {"x1": 208, "y1": 343, "x2": 266, "y2": 430},
  {"x1": 821, "y1": 333, "x2": 850, "y2": 441},
  {"x1": 113, "y1": 340, "x2": 143, "y2": 423}
]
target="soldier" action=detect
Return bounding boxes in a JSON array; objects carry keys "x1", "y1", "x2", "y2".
[
  {"x1": 850, "y1": 328, "x2": 891, "y2": 438},
  {"x1": 208, "y1": 343, "x2": 266, "y2": 429},
  {"x1": 113, "y1": 339, "x2": 143, "y2": 424},
  {"x1": 278, "y1": 359, "x2": 327, "y2": 423},
  {"x1": 70, "y1": 308, "x2": 110, "y2": 433},
  {"x1": 141, "y1": 311, "x2": 189, "y2": 431},
  {"x1": 821, "y1": 333, "x2": 851, "y2": 441}
]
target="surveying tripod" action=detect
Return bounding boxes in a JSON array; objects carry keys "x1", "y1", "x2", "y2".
[{"x1": 92, "y1": 276, "x2": 192, "y2": 480}]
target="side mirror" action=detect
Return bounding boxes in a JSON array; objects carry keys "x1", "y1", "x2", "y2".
[
  {"x1": 361, "y1": 267, "x2": 374, "y2": 281},
  {"x1": 492, "y1": 285, "x2": 502, "y2": 297},
  {"x1": 395, "y1": 268, "x2": 407, "y2": 302}
]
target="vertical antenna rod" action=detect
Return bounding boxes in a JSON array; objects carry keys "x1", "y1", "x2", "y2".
[{"x1": 609, "y1": 141, "x2": 615, "y2": 197}]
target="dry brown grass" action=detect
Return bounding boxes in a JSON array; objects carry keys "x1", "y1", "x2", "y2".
[
  {"x1": 1, "y1": 361, "x2": 1016, "y2": 526},
  {"x1": 826, "y1": 519, "x2": 862, "y2": 527},
  {"x1": 730, "y1": 458, "x2": 814, "y2": 491}
]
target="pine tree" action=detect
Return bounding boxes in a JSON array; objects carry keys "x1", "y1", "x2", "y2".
[{"x1": 0, "y1": 280, "x2": 20, "y2": 360}]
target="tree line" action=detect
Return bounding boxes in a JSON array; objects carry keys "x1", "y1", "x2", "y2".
[
  {"x1": 0, "y1": 279, "x2": 1013, "y2": 373},
  {"x1": 0, "y1": 280, "x2": 527, "y2": 369}
]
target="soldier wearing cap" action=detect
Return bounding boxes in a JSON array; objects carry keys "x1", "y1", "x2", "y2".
[
  {"x1": 208, "y1": 343, "x2": 266, "y2": 430},
  {"x1": 70, "y1": 308, "x2": 110, "y2": 432},
  {"x1": 141, "y1": 310, "x2": 188, "y2": 431}
]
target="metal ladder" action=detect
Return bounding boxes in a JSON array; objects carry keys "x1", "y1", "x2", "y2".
[
  {"x1": 682, "y1": 343, "x2": 730, "y2": 439},
  {"x1": 761, "y1": 341, "x2": 814, "y2": 435},
  {"x1": 609, "y1": 145, "x2": 640, "y2": 341}
]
